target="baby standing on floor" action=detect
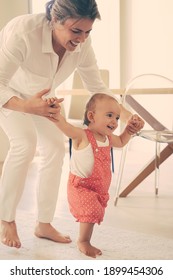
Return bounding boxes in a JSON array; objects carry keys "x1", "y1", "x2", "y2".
[{"x1": 47, "y1": 93, "x2": 143, "y2": 258}]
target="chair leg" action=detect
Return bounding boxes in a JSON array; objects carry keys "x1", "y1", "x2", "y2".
[
  {"x1": 114, "y1": 144, "x2": 128, "y2": 206},
  {"x1": 155, "y1": 141, "x2": 160, "y2": 195}
]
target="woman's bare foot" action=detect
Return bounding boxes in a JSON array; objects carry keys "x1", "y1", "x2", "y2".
[
  {"x1": 34, "y1": 222, "x2": 71, "y2": 243},
  {"x1": 0, "y1": 220, "x2": 21, "y2": 248},
  {"x1": 77, "y1": 240, "x2": 102, "y2": 258}
]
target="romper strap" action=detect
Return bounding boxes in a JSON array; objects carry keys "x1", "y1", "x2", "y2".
[
  {"x1": 85, "y1": 129, "x2": 114, "y2": 172},
  {"x1": 85, "y1": 129, "x2": 112, "y2": 149},
  {"x1": 107, "y1": 135, "x2": 113, "y2": 148},
  {"x1": 84, "y1": 129, "x2": 98, "y2": 151}
]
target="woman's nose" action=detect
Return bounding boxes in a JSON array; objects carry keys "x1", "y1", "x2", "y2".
[{"x1": 78, "y1": 32, "x2": 86, "y2": 43}]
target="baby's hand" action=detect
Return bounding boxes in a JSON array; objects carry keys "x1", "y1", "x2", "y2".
[
  {"x1": 126, "y1": 114, "x2": 145, "y2": 135},
  {"x1": 46, "y1": 97, "x2": 60, "y2": 108}
]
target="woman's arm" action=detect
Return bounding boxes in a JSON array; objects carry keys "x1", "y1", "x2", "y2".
[
  {"x1": 46, "y1": 97, "x2": 86, "y2": 148},
  {"x1": 53, "y1": 114, "x2": 85, "y2": 140},
  {"x1": 2, "y1": 90, "x2": 63, "y2": 118}
]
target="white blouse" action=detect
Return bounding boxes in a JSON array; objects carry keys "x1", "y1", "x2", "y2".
[{"x1": 0, "y1": 13, "x2": 112, "y2": 109}]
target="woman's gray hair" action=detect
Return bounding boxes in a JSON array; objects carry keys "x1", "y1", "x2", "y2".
[{"x1": 46, "y1": 0, "x2": 101, "y2": 23}]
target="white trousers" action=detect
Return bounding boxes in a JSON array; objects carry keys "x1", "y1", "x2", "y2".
[{"x1": 0, "y1": 109, "x2": 65, "y2": 223}]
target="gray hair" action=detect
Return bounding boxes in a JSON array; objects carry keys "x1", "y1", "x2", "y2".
[{"x1": 46, "y1": 0, "x2": 101, "y2": 23}]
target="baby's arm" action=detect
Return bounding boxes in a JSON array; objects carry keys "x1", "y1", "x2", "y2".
[
  {"x1": 111, "y1": 127, "x2": 131, "y2": 148},
  {"x1": 111, "y1": 115, "x2": 141, "y2": 148},
  {"x1": 46, "y1": 97, "x2": 86, "y2": 147}
]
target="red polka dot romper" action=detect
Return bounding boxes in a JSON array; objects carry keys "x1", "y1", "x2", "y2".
[{"x1": 67, "y1": 129, "x2": 112, "y2": 224}]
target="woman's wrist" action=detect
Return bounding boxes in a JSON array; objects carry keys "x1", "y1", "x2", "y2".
[
  {"x1": 125, "y1": 126, "x2": 135, "y2": 136},
  {"x1": 3, "y1": 96, "x2": 26, "y2": 113}
]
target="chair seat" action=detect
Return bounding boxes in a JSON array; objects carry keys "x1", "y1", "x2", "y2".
[{"x1": 137, "y1": 130, "x2": 173, "y2": 143}]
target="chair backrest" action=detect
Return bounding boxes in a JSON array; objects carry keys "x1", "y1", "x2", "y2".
[
  {"x1": 68, "y1": 69, "x2": 109, "y2": 120},
  {"x1": 123, "y1": 73, "x2": 173, "y2": 131}
]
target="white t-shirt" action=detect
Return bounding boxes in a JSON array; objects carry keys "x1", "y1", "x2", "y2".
[
  {"x1": 70, "y1": 137, "x2": 109, "y2": 178},
  {"x1": 0, "y1": 13, "x2": 112, "y2": 109}
]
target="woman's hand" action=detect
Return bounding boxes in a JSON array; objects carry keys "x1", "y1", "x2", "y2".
[{"x1": 24, "y1": 89, "x2": 64, "y2": 118}]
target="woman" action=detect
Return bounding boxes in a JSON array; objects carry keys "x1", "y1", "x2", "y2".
[{"x1": 0, "y1": 0, "x2": 144, "y2": 248}]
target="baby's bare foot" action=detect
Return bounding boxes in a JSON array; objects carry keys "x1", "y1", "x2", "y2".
[
  {"x1": 35, "y1": 223, "x2": 71, "y2": 243},
  {"x1": 0, "y1": 220, "x2": 21, "y2": 248},
  {"x1": 77, "y1": 240, "x2": 102, "y2": 258}
]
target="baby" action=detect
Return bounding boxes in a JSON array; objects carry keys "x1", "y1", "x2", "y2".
[{"x1": 47, "y1": 93, "x2": 143, "y2": 258}]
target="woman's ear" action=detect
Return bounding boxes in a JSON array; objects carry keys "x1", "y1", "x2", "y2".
[{"x1": 87, "y1": 111, "x2": 95, "y2": 123}]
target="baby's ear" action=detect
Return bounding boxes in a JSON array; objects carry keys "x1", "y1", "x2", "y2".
[{"x1": 87, "y1": 111, "x2": 95, "y2": 123}]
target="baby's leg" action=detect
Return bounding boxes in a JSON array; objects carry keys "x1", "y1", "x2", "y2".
[{"x1": 77, "y1": 222, "x2": 102, "y2": 258}]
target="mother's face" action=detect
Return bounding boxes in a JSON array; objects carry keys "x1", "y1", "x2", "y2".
[{"x1": 52, "y1": 18, "x2": 95, "y2": 51}]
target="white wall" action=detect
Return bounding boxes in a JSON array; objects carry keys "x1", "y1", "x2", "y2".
[
  {"x1": 0, "y1": 0, "x2": 31, "y2": 30},
  {"x1": 31, "y1": 0, "x2": 47, "y2": 13},
  {"x1": 90, "y1": 0, "x2": 120, "y2": 89},
  {"x1": 120, "y1": 0, "x2": 173, "y2": 84}
]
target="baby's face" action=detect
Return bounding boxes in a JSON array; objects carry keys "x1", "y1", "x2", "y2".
[{"x1": 91, "y1": 98, "x2": 120, "y2": 135}]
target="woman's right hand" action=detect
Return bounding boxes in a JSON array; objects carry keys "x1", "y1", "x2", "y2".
[
  {"x1": 3, "y1": 89, "x2": 64, "y2": 118},
  {"x1": 24, "y1": 89, "x2": 64, "y2": 118}
]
